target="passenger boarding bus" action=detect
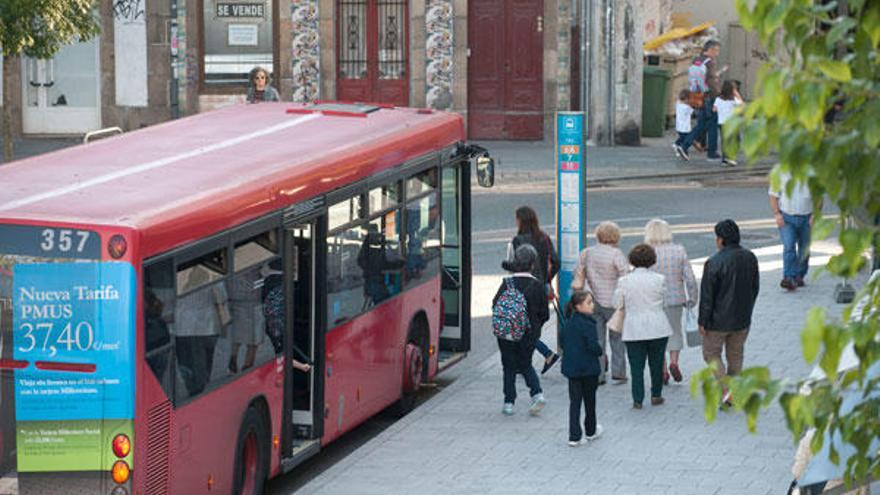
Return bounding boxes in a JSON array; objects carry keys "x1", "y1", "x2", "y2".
[{"x1": 0, "y1": 102, "x2": 493, "y2": 495}]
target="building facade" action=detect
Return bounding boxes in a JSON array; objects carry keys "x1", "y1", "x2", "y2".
[{"x1": 2, "y1": 0, "x2": 580, "y2": 141}]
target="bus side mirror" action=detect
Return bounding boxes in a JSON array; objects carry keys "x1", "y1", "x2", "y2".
[{"x1": 476, "y1": 155, "x2": 495, "y2": 188}]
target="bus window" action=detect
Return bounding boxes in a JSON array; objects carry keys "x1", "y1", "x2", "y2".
[
  {"x1": 326, "y1": 225, "x2": 366, "y2": 328},
  {"x1": 328, "y1": 196, "x2": 363, "y2": 231},
  {"x1": 368, "y1": 182, "x2": 400, "y2": 214},
  {"x1": 404, "y1": 193, "x2": 440, "y2": 285},
  {"x1": 406, "y1": 168, "x2": 437, "y2": 197},
  {"x1": 228, "y1": 232, "x2": 281, "y2": 373},
  {"x1": 144, "y1": 260, "x2": 174, "y2": 398},
  {"x1": 359, "y1": 213, "x2": 404, "y2": 307},
  {"x1": 174, "y1": 248, "x2": 229, "y2": 401}
]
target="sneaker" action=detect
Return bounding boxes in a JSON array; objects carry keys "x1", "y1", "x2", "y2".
[
  {"x1": 611, "y1": 375, "x2": 628, "y2": 385},
  {"x1": 541, "y1": 353, "x2": 560, "y2": 375},
  {"x1": 528, "y1": 394, "x2": 546, "y2": 416},
  {"x1": 651, "y1": 397, "x2": 665, "y2": 406},
  {"x1": 585, "y1": 425, "x2": 604, "y2": 441},
  {"x1": 633, "y1": 402, "x2": 643, "y2": 410},
  {"x1": 707, "y1": 154, "x2": 722, "y2": 162},
  {"x1": 780, "y1": 278, "x2": 797, "y2": 291},
  {"x1": 721, "y1": 158, "x2": 736, "y2": 167},
  {"x1": 672, "y1": 143, "x2": 684, "y2": 160},
  {"x1": 676, "y1": 144, "x2": 690, "y2": 161},
  {"x1": 669, "y1": 363, "x2": 683, "y2": 382},
  {"x1": 795, "y1": 276, "x2": 806, "y2": 287},
  {"x1": 568, "y1": 439, "x2": 584, "y2": 447},
  {"x1": 502, "y1": 403, "x2": 514, "y2": 416}
]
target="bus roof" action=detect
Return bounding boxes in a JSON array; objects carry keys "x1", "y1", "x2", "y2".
[{"x1": 0, "y1": 104, "x2": 464, "y2": 258}]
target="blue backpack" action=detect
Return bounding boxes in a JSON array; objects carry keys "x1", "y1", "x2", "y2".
[{"x1": 492, "y1": 277, "x2": 531, "y2": 341}]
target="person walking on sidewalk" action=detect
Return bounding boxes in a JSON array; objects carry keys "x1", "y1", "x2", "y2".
[
  {"x1": 494, "y1": 244, "x2": 549, "y2": 416},
  {"x1": 673, "y1": 40, "x2": 727, "y2": 162},
  {"x1": 673, "y1": 89, "x2": 695, "y2": 154},
  {"x1": 572, "y1": 221, "x2": 630, "y2": 384},
  {"x1": 613, "y1": 244, "x2": 672, "y2": 409},
  {"x1": 560, "y1": 290, "x2": 604, "y2": 446},
  {"x1": 645, "y1": 219, "x2": 698, "y2": 384},
  {"x1": 699, "y1": 220, "x2": 760, "y2": 407},
  {"x1": 506, "y1": 206, "x2": 561, "y2": 374},
  {"x1": 769, "y1": 173, "x2": 814, "y2": 291},
  {"x1": 714, "y1": 80, "x2": 744, "y2": 166}
]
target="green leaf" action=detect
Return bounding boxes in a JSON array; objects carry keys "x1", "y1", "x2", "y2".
[
  {"x1": 816, "y1": 59, "x2": 853, "y2": 82},
  {"x1": 802, "y1": 307, "x2": 826, "y2": 363}
]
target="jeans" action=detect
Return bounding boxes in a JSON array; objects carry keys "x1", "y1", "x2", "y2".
[
  {"x1": 674, "y1": 131, "x2": 688, "y2": 147},
  {"x1": 498, "y1": 338, "x2": 542, "y2": 404},
  {"x1": 534, "y1": 339, "x2": 553, "y2": 359},
  {"x1": 594, "y1": 304, "x2": 627, "y2": 379},
  {"x1": 780, "y1": 213, "x2": 811, "y2": 280},
  {"x1": 625, "y1": 337, "x2": 668, "y2": 404},
  {"x1": 568, "y1": 376, "x2": 598, "y2": 441},
  {"x1": 681, "y1": 98, "x2": 719, "y2": 157},
  {"x1": 702, "y1": 329, "x2": 749, "y2": 378}
]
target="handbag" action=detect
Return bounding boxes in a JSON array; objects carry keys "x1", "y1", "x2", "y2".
[
  {"x1": 607, "y1": 306, "x2": 625, "y2": 334},
  {"x1": 684, "y1": 307, "x2": 702, "y2": 347},
  {"x1": 687, "y1": 91, "x2": 704, "y2": 109}
]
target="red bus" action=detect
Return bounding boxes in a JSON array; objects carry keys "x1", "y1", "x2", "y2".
[{"x1": 0, "y1": 102, "x2": 493, "y2": 494}]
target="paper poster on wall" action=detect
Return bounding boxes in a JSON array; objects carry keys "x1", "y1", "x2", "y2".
[
  {"x1": 228, "y1": 24, "x2": 259, "y2": 46},
  {"x1": 114, "y1": 0, "x2": 148, "y2": 107}
]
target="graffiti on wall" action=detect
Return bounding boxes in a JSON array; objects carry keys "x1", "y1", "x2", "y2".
[
  {"x1": 291, "y1": 0, "x2": 320, "y2": 102},
  {"x1": 113, "y1": 0, "x2": 145, "y2": 23},
  {"x1": 425, "y1": 0, "x2": 453, "y2": 110}
]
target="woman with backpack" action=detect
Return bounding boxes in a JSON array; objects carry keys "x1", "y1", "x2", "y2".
[
  {"x1": 506, "y1": 206, "x2": 561, "y2": 374},
  {"x1": 493, "y1": 244, "x2": 549, "y2": 416}
]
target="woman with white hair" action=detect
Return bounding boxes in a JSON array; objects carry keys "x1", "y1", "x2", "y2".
[{"x1": 644, "y1": 219, "x2": 698, "y2": 383}]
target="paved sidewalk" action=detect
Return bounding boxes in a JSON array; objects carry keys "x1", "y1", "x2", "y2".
[
  {"x1": 297, "y1": 241, "x2": 861, "y2": 495},
  {"x1": 485, "y1": 135, "x2": 773, "y2": 185}
]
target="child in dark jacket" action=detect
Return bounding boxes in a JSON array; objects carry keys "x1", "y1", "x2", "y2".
[{"x1": 561, "y1": 290, "x2": 604, "y2": 446}]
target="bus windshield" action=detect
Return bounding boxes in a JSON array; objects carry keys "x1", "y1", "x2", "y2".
[{"x1": 0, "y1": 225, "x2": 136, "y2": 494}]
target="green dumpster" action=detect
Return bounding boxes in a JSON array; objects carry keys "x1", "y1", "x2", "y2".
[{"x1": 642, "y1": 66, "x2": 671, "y2": 138}]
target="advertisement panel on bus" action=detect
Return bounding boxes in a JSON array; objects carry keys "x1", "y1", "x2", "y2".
[{"x1": 0, "y1": 224, "x2": 135, "y2": 493}]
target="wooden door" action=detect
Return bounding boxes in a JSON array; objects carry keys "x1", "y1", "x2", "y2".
[
  {"x1": 337, "y1": 0, "x2": 409, "y2": 106},
  {"x1": 467, "y1": 0, "x2": 544, "y2": 140}
]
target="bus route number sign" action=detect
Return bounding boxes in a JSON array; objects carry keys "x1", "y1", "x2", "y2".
[{"x1": 0, "y1": 225, "x2": 100, "y2": 259}]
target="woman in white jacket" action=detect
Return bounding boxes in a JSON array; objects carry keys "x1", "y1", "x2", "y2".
[{"x1": 613, "y1": 244, "x2": 672, "y2": 409}]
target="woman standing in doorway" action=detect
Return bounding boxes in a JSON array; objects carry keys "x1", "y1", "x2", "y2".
[{"x1": 247, "y1": 67, "x2": 280, "y2": 103}]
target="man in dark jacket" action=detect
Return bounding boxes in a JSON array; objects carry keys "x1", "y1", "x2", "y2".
[
  {"x1": 495, "y1": 244, "x2": 549, "y2": 416},
  {"x1": 699, "y1": 219, "x2": 760, "y2": 404}
]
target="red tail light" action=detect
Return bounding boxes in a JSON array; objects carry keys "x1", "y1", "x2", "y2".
[
  {"x1": 112, "y1": 434, "x2": 131, "y2": 458},
  {"x1": 108, "y1": 234, "x2": 127, "y2": 259}
]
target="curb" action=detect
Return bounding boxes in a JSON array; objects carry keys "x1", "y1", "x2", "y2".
[{"x1": 587, "y1": 165, "x2": 773, "y2": 186}]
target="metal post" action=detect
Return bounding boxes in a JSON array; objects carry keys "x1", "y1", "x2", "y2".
[
  {"x1": 581, "y1": 0, "x2": 591, "y2": 141},
  {"x1": 606, "y1": 0, "x2": 615, "y2": 146},
  {"x1": 170, "y1": 0, "x2": 180, "y2": 119}
]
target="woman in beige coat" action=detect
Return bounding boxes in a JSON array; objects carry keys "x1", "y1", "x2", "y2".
[{"x1": 613, "y1": 244, "x2": 672, "y2": 408}]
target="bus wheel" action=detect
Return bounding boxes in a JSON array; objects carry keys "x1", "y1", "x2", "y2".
[
  {"x1": 233, "y1": 406, "x2": 268, "y2": 495},
  {"x1": 395, "y1": 329, "x2": 425, "y2": 417}
]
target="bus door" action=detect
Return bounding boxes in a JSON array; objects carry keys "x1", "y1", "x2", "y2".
[
  {"x1": 439, "y1": 161, "x2": 472, "y2": 367},
  {"x1": 282, "y1": 215, "x2": 325, "y2": 463}
]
